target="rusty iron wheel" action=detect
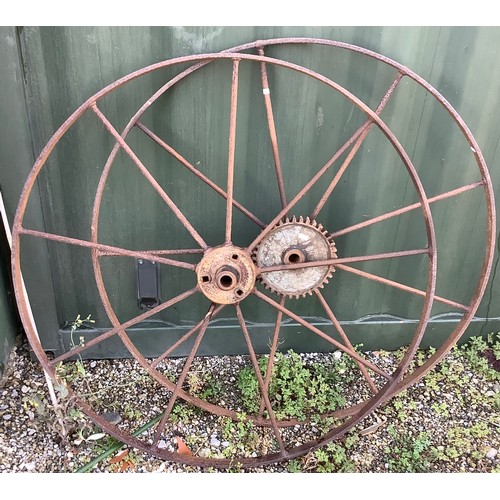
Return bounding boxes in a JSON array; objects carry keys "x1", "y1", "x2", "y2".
[{"x1": 11, "y1": 39, "x2": 495, "y2": 468}]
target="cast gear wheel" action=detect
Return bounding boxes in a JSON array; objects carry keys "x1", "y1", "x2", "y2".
[{"x1": 254, "y1": 216, "x2": 337, "y2": 298}]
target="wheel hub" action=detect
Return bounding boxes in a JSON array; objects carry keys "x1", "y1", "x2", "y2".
[
  {"x1": 254, "y1": 216, "x2": 337, "y2": 298},
  {"x1": 196, "y1": 246, "x2": 257, "y2": 304}
]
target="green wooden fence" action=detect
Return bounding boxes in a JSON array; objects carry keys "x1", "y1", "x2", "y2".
[
  {"x1": 1, "y1": 26, "x2": 499, "y2": 361},
  {"x1": 0, "y1": 233, "x2": 18, "y2": 375}
]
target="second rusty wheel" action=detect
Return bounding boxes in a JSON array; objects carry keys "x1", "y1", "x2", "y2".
[{"x1": 11, "y1": 39, "x2": 495, "y2": 468}]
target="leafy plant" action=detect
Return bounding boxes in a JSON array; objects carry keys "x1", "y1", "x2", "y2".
[
  {"x1": 199, "y1": 374, "x2": 223, "y2": 402},
  {"x1": 46, "y1": 314, "x2": 109, "y2": 444},
  {"x1": 443, "y1": 427, "x2": 474, "y2": 458},
  {"x1": 170, "y1": 402, "x2": 200, "y2": 424},
  {"x1": 302, "y1": 442, "x2": 356, "y2": 473},
  {"x1": 287, "y1": 459, "x2": 302, "y2": 473},
  {"x1": 236, "y1": 350, "x2": 350, "y2": 420},
  {"x1": 431, "y1": 402, "x2": 450, "y2": 418},
  {"x1": 462, "y1": 334, "x2": 500, "y2": 381},
  {"x1": 218, "y1": 413, "x2": 275, "y2": 459},
  {"x1": 383, "y1": 426, "x2": 431, "y2": 472},
  {"x1": 183, "y1": 369, "x2": 223, "y2": 403}
]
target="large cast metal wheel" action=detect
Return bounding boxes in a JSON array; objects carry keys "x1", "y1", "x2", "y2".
[{"x1": 12, "y1": 38, "x2": 495, "y2": 468}]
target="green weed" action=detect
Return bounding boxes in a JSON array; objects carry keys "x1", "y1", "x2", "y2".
[
  {"x1": 462, "y1": 334, "x2": 500, "y2": 381},
  {"x1": 383, "y1": 426, "x2": 431, "y2": 472},
  {"x1": 303, "y1": 442, "x2": 356, "y2": 473},
  {"x1": 236, "y1": 350, "x2": 350, "y2": 420}
]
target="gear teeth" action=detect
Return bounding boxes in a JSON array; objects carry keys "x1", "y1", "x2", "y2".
[
  {"x1": 254, "y1": 215, "x2": 337, "y2": 299},
  {"x1": 251, "y1": 248, "x2": 259, "y2": 265},
  {"x1": 261, "y1": 280, "x2": 282, "y2": 298}
]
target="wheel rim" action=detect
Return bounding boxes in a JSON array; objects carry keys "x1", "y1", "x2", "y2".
[{"x1": 11, "y1": 39, "x2": 495, "y2": 468}]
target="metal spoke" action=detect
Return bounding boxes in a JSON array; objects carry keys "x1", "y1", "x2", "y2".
[
  {"x1": 254, "y1": 288, "x2": 392, "y2": 380},
  {"x1": 150, "y1": 305, "x2": 226, "y2": 368},
  {"x1": 98, "y1": 247, "x2": 204, "y2": 257},
  {"x1": 315, "y1": 290, "x2": 378, "y2": 394},
  {"x1": 153, "y1": 304, "x2": 216, "y2": 445},
  {"x1": 91, "y1": 103, "x2": 208, "y2": 250},
  {"x1": 258, "y1": 296, "x2": 286, "y2": 418},
  {"x1": 49, "y1": 287, "x2": 199, "y2": 365},
  {"x1": 247, "y1": 117, "x2": 371, "y2": 253},
  {"x1": 310, "y1": 73, "x2": 403, "y2": 220},
  {"x1": 136, "y1": 121, "x2": 266, "y2": 229},
  {"x1": 258, "y1": 46, "x2": 287, "y2": 209},
  {"x1": 332, "y1": 180, "x2": 485, "y2": 238},
  {"x1": 19, "y1": 227, "x2": 196, "y2": 271},
  {"x1": 235, "y1": 304, "x2": 287, "y2": 454},
  {"x1": 336, "y1": 263, "x2": 470, "y2": 312},
  {"x1": 225, "y1": 59, "x2": 240, "y2": 244},
  {"x1": 257, "y1": 248, "x2": 429, "y2": 275}
]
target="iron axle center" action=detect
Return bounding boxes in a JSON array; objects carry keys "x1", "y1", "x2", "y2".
[{"x1": 196, "y1": 246, "x2": 257, "y2": 304}]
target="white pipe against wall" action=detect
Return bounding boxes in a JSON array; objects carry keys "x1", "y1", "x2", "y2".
[{"x1": 0, "y1": 190, "x2": 67, "y2": 437}]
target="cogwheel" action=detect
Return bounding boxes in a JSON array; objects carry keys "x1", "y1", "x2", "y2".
[{"x1": 253, "y1": 216, "x2": 337, "y2": 298}]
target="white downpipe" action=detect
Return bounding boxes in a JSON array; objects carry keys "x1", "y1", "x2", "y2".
[{"x1": 0, "y1": 190, "x2": 67, "y2": 437}]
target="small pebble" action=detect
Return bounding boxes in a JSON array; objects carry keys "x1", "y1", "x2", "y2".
[
  {"x1": 155, "y1": 462, "x2": 167, "y2": 473},
  {"x1": 210, "y1": 437, "x2": 221, "y2": 447},
  {"x1": 486, "y1": 448, "x2": 498, "y2": 460},
  {"x1": 100, "y1": 412, "x2": 122, "y2": 425}
]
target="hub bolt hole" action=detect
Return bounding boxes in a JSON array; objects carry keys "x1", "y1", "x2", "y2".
[{"x1": 202, "y1": 275, "x2": 210, "y2": 283}]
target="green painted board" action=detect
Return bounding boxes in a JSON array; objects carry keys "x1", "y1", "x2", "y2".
[
  {"x1": 0, "y1": 235, "x2": 18, "y2": 375},
  {"x1": 2, "y1": 27, "x2": 500, "y2": 358}
]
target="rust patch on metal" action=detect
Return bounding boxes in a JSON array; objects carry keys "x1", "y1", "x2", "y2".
[{"x1": 197, "y1": 246, "x2": 257, "y2": 304}]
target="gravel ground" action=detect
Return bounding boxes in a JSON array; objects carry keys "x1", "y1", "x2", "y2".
[{"x1": 1, "y1": 335, "x2": 499, "y2": 473}]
